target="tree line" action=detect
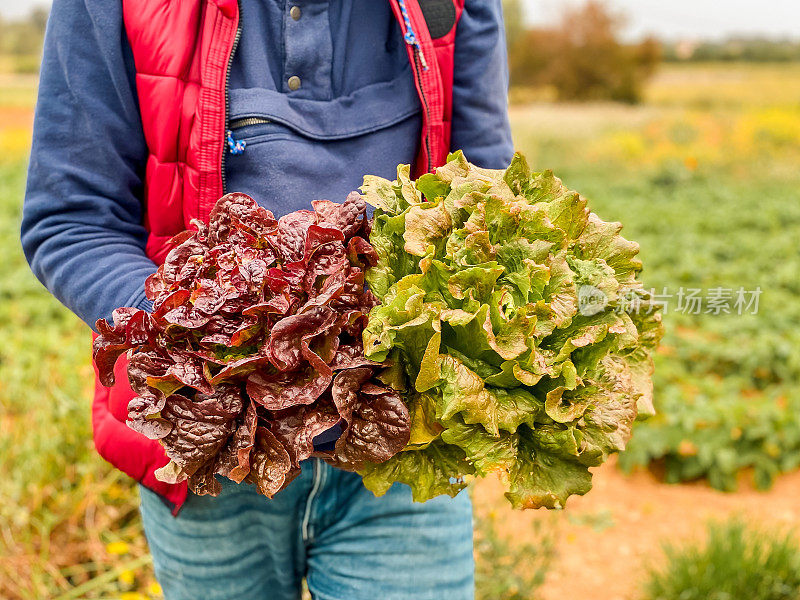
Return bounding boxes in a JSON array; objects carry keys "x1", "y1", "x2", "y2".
[
  {"x1": 1, "y1": 2, "x2": 798, "y2": 98},
  {"x1": 503, "y1": 0, "x2": 799, "y2": 103}
]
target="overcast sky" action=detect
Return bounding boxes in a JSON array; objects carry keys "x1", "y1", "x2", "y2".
[
  {"x1": 525, "y1": 0, "x2": 800, "y2": 40},
  {"x1": 2, "y1": 0, "x2": 799, "y2": 41}
]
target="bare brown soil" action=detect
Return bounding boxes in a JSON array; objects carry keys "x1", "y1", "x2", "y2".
[{"x1": 472, "y1": 458, "x2": 800, "y2": 600}]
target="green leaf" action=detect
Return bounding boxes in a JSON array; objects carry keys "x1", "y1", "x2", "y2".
[
  {"x1": 415, "y1": 326, "x2": 442, "y2": 392},
  {"x1": 575, "y1": 214, "x2": 642, "y2": 284},
  {"x1": 505, "y1": 427, "x2": 593, "y2": 509},
  {"x1": 416, "y1": 173, "x2": 451, "y2": 202},
  {"x1": 359, "y1": 440, "x2": 475, "y2": 503},
  {"x1": 366, "y1": 211, "x2": 415, "y2": 300},
  {"x1": 437, "y1": 354, "x2": 500, "y2": 434},
  {"x1": 448, "y1": 229, "x2": 497, "y2": 266},
  {"x1": 403, "y1": 200, "x2": 452, "y2": 257},
  {"x1": 502, "y1": 152, "x2": 532, "y2": 196},
  {"x1": 538, "y1": 172, "x2": 589, "y2": 241},
  {"x1": 493, "y1": 386, "x2": 548, "y2": 432},
  {"x1": 441, "y1": 419, "x2": 518, "y2": 477},
  {"x1": 406, "y1": 392, "x2": 444, "y2": 448},
  {"x1": 576, "y1": 355, "x2": 639, "y2": 464},
  {"x1": 440, "y1": 305, "x2": 500, "y2": 364},
  {"x1": 447, "y1": 263, "x2": 505, "y2": 301},
  {"x1": 395, "y1": 163, "x2": 422, "y2": 207},
  {"x1": 360, "y1": 175, "x2": 401, "y2": 214}
]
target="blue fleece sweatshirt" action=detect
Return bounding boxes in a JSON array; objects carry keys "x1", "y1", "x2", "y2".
[{"x1": 21, "y1": 0, "x2": 514, "y2": 330}]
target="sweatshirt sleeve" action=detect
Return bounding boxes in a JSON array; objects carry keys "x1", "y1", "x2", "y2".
[
  {"x1": 20, "y1": 0, "x2": 156, "y2": 331},
  {"x1": 449, "y1": 0, "x2": 514, "y2": 170}
]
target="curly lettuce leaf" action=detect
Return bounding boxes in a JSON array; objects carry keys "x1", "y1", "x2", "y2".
[
  {"x1": 359, "y1": 440, "x2": 475, "y2": 503},
  {"x1": 362, "y1": 151, "x2": 663, "y2": 508}
]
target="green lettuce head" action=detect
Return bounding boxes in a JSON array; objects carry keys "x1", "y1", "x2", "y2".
[{"x1": 359, "y1": 151, "x2": 664, "y2": 509}]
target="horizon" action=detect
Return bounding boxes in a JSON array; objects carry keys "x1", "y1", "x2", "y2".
[
  {"x1": 523, "y1": 0, "x2": 800, "y2": 42},
  {"x1": 1, "y1": 0, "x2": 799, "y2": 42}
]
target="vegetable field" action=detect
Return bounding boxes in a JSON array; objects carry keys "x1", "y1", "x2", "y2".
[{"x1": 2, "y1": 63, "x2": 800, "y2": 599}]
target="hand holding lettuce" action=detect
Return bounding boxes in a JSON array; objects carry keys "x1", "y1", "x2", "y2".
[{"x1": 358, "y1": 151, "x2": 663, "y2": 508}]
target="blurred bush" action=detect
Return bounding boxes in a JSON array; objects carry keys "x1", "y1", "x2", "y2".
[
  {"x1": 663, "y1": 37, "x2": 800, "y2": 62},
  {"x1": 601, "y1": 168, "x2": 800, "y2": 492},
  {"x1": 642, "y1": 519, "x2": 800, "y2": 600},
  {"x1": 0, "y1": 8, "x2": 47, "y2": 71},
  {"x1": 620, "y1": 388, "x2": 800, "y2": 492},
  {"x1": 507, "y1": 1, "x2": 660, "y2": 103},
  {"x1": 8, "y1": 55, "x2": 42, "y2": 75}
]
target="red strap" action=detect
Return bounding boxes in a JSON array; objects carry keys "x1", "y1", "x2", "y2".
[
  {"x1": 389, "y1": 0, "x2": 447, "y2": 176},
  {"x1": 197, "y1": 3, "x2": 240, "y2": 221}
]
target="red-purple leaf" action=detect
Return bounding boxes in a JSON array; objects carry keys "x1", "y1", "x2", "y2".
[
  {"x1": 159, "y1": 385, "x2": 243, "y2": 476},
  {"x1": 126, "y1": 394, "x2": 172, "y2": 440},
  {"x1": 188, "y1": 460, "x2": 223, "y2": 496},
  {"x1": 275, "y1": 210, "x2": 316, "y2": 263},
  {"x1": 245, "y1": 427, "x2": 293, "y2": 498},
  {"x1": 271, "y1": 400, "x2": 341, "y2": 465},
  {"x1": 92, "y1": 191, "x2": 408, "y2": 498},
  {"x1": 332, "y1": 381, "x2": 410, "y2": 470},
  {"x1": 208, "y1": 355, "x2": 269, "y2": 385},
  {"x1": 347, "y1": 235, "x2": 379, "y2": 269},
  {"x1": 216, "y1": 401, "x2": 258, "y2": 483},
  {"x1": 191, "y1": 279, "x2": 227, "y2": 314},
  {"x1": 266, "y1": 306, "x2": 338, "y2": 372},
  {"x1": 164, "y1": 349, "x2": 212, "y2": 394},
  {"x1": 246, "y1": 366, "x2": 333, "y2": 411},
  {"x1": 312, "y1": 192, "x2": 367, "y2": 238}
]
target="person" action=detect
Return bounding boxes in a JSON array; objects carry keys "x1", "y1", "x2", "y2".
[{"x1": 21, "y1": 1, "x2": 513, "y2": 598}]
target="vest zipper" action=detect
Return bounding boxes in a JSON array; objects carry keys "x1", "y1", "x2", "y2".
[
  {"x1": 221, "y1": 3, "x2": 243, "y2": 195},
  {"x1": 411, "y1": 47, "x2": 433, "y2": 174},
  {"x1": 229, "y1": 116, "x2": 272, "y2": 129},
  {"x1": 396, "y1": 0, "x2": 433, "y2": 174}
]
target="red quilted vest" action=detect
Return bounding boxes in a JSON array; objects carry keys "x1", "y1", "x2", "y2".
[{"x1": 93, "y1": 0, "x2": 464, "y2": 514}]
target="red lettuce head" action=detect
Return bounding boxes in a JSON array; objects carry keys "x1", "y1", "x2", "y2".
[{"x1": 94, "y1": 192, "x2": 409, "y2": 497}]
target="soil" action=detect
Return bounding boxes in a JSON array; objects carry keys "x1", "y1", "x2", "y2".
[{"x1": 472, "y1": 457, "x2": 800, "y2": 600}]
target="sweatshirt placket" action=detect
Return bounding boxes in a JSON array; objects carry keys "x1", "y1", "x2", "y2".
[{"x1": 284, "y1": 0, "x2": 333, "y2": 99}]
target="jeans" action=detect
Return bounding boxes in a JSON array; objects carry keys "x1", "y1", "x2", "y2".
[{"x1": 139, "y1": 459, "x2": 475, "y2": 600}]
